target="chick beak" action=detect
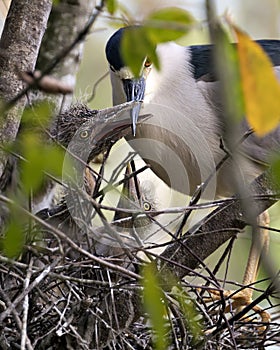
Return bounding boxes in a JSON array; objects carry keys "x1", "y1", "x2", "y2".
[
  {"x1": 122, "y1": 77, "x2": 146, "y2": 136},
  {"x1": 113, "y1": 162, "x2": 141, "y2": 224}
]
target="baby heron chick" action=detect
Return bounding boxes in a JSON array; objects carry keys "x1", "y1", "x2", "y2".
[
  {"x1": 93, "y1": 161, "x2": 158, "y2": 257},
  {"x1": 38, "y1": 102, "x2": 154, "y2": 256},
  {"x1": 52, "y1": 102, "x2": 141, "y2": 162}
]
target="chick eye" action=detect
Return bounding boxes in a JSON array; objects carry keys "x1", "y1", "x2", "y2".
[
  {"x1": 143, "y1": 201, "x2": 151, "y2": 211},
  {"x1": 79, "y1": 130, "x2": 89, "y2": 139},
  {"x1": 144, "y1": 58, "x2": 152, "y2": 68}
]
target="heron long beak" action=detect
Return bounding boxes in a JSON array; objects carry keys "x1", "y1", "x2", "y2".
[{"x1": 122, "y1": 77, "x2": 146, "y2": 136}]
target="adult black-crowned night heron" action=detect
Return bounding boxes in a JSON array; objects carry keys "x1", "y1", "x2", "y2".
[
  {"x1": 105, "y1": 27, "x2": 280, "y2": 196},
  {"x1": 105, "y1": 26, "x2": 279, "y2": 325}
]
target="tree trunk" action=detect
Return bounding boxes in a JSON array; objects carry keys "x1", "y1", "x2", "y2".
[
  {"x1": 0, "y1": 0, "x2": 52, "y2": 178},
  {"x1": 36, "y1": 0, "x2": 97, "y2": 111}
]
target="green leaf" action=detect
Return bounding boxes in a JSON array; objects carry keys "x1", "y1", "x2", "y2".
[
  {"x1": 21, "y1": 102, "x2": 53, "y2": 130},
  {"x1": 211, "y1": 23, "x2": 244, "y2": 123},
  {"x1": 142, "y1": 263, "x2": 169, "y2": 350},
  {"x1": 121, "y1": 27, "x2": 158, "y2": 76},
  {"x1": 20, "y1": 134, "x2": 65, "y2": 195},
  {"x1": 43, "y1": 145, "x2": 65, "y2": 178},
  {"x1": 171, "y1": 286, "x2": 203, "y2": 345},
  {"x1": 120, "y1": 9, "x2": 193, "y2": 76},
  {"x1": 3, "y1": 220, "x2": 25, "y2": 259},
  {"x1": 145, "y1": 7, "x2": 194, "y2": 43},
  {"x1": 16, "y1": 101, "x2": 66, "y2": 195},
  {"x1": 270, "y1": 153, "x2": 280, "y2": 188},
  {"x1": 21, "y1": 134, "x2": 45, "y2": 194},
  {"x1": 52, "y1": 0, "x2": 60, "y2": 5},
  {"x1": 106, "y1": 0, "x2": 117, "y2": 15}
]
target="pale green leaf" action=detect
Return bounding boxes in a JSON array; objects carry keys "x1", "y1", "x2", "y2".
[
  {"x1": 43, "y1": 145, "x2": 65, "y2": 178},
  {"x1": 21, "y1": 102, "x2": 53, "y2": 130},
  {"x1": 145, "y1": 7, "x2": 194, "y2": 43},
  {"x1": 3, "y1": 220, "x2": 24, "y2": 259},
  {"x1": 21, "y1": 134, "x2": 45, "y2": 194},
  {"x1": 269, "y1": 153, "x2": 280, "y2": 188},
  {"x1": 121, "y1": 9, "x2": 193, "y2": 76},
  {"x1": 142, "y1": 263, "x2": 169, "y2": 350},
  {"x1": 171, "y1": 286, "x2": 203, "y2": 345},
  {"x1": 106, "y1": 0, "x2": 117, "y2": 15},
  {"x1": 121, "y1": 27, "x2": 157, "y2": 76},
  {"x1": 211, "y1": 23, "x2": 244, "y2": 123},
  {"x1": 20, "y1": 135, "x2": 65, "y2": 195}
]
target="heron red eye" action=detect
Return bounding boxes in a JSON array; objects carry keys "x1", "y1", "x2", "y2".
[
  {"x1": 144, "y1": 58, "x2": 152, "y2": 68},
  {"x1": 80, "y1": 130, "x2": 89, "y2": 139},
  {"x1": 143, "y1": 201, "x2": 151, "y2": 211}
]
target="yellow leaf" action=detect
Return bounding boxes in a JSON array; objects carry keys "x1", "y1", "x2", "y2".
[{"x1": 234, "y1": 27, "x2": 280, "y2": 135}]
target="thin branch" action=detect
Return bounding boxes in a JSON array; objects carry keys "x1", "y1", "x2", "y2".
[
  {"x1": 160, "y1": 169, "x2": 280, "y2": 281},
  {"x1": 21, "y1": 259, "x2": 34, "y2": 350},
  {"x1": 0, "y1": 194, "x2": 141, "y2": 281}
]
